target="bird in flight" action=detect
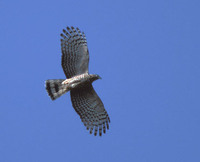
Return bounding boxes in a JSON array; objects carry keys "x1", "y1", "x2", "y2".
[{"x1": 45, "y1": 26, "x2": 110, "y2": 136}]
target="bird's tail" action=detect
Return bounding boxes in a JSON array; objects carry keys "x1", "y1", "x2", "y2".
[{"x1": 45, "y1": 79, "x2": 69, "y2": 100}]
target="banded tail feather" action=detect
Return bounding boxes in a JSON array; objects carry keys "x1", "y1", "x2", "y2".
[{"x1": 45, "y1": 79, "x2": 69, "y2": 100}]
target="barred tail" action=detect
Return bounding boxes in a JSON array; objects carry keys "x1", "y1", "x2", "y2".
[{"x1": 45, "y1": 79, "x2": 69, "y2": 100}]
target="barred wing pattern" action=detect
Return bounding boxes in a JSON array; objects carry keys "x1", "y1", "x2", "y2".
[
  {"x1": 61, "y1": 27, "x2": 89, "y2": 78},
  {"x1": 70, "y1": 84, "x2": 110, "y2": 136}
]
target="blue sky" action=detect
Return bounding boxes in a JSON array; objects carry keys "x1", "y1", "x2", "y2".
[{"x1": 1, "y1": 0, "x2": 200, "y2": 161}]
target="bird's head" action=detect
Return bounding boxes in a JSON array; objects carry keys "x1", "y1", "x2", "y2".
[
  {"x1": 95, "y1": 74, "x2": 102, "y2": 80},
  {"x1": 90, "y1": 74, "x2": 102, "y2": 82}
]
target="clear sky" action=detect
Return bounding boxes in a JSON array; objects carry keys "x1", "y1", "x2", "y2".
[{"x1": 1, "y1": 0, "x2": 200, "y2": 161}]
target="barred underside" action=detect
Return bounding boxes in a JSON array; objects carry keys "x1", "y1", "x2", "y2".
[{"x1": 45, "y1": 79, "x2": 69, "y2": 100}]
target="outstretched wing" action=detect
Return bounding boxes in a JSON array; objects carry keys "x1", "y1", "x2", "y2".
[
  {"x1": 61, "y1": 26, "x2": 89, "y2": 79},
  {"x1": 70, "y1": 84, "x2": 110, "y2": 136}
]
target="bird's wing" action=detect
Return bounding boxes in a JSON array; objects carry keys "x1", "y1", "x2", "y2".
[
  {"x1": 70, "y1": 83, "x2": 110, "y2": 136},
  {"x1": 61, "y1": 26, "x2": 89, "y2": 78}
]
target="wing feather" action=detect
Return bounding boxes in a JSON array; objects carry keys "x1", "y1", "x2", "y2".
[
  {"x1": 70, "y1": 84, "x2": 110, "y2": 136},
  {"x1": 61, "y1": 26, "x2": 89, "y2": 78}
]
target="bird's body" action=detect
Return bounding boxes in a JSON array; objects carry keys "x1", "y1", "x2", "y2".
[
  {"x1": 62, "y1": 73, "x2": 100, "y2": 88},
  {"x1": 45, "y1": 26, "x2": 110, "y2": 136}
]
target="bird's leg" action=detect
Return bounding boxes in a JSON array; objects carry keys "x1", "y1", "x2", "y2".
[
  {"x1": 62, "y1": 78, "x2": 72, "y2": 85},
  {"x1": 62, "y1": 75, "x2": 84, "y2": 85}
]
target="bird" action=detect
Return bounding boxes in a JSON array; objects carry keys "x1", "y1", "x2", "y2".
[{"x1": 45, "y1": 26, "x2": 110, "y2": 136}]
